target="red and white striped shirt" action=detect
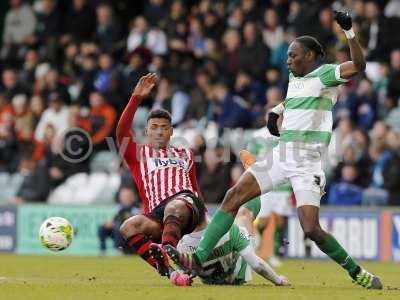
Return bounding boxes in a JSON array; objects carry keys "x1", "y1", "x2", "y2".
[
  {"x1": 129, "y1": 143, "x2": 199, "y2": 213},
  {"x1": 116, "y1": 95, "x2": 200, "y2": 213}
]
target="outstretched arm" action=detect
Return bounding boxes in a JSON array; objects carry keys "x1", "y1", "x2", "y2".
[
  {"x1": 116, "y1": 74, "x2": 157, "y2": 164},
  {"x1": 240, "y1": 245, "x2": 289, "y2": 286},
  {"x1": 334, "y1": 10, "x2": 366, "y2": 79},
  {"x1": 116, "y1": 73, "x2": 157, "y2": 145}
]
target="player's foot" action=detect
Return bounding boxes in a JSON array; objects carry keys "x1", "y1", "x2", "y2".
[
  {"x1": 170, "y1": 270, "x2": 193, "y2": 287},
  {"x1": 239, "y1": 150, "x2": 256, "y2": 169},
  {"x1": 352, "y1": 268, "x2": 383, "y2": 289},
  {"x1": 277, "y1": 275, "x2": 290, "y2": 286},
  {"x1": 149, "y1": 243, "x2": 171, "y2": 277},
  {"x1": 164, "y1": 244, "x2": 201, "y2": 276}
]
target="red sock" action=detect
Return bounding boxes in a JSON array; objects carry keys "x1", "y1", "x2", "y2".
[
  {"x1": 127, "y1": 233, "x2": 157, "y2": 269},
  {"x1": 162, "y1": 215, "x2": 183, "y2": 247}
]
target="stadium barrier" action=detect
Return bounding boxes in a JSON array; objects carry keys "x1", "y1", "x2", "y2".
[{"x1": 0, "y1": 204, "x2": 399, "y2": 261}]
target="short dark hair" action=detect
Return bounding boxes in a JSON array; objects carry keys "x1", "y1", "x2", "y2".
[
  {"x1": 147, "y1": 109, "x2": 172, "y2": 123},
  {"x1": 296, "y1": 36, "x2": 325, "y2": 60}
]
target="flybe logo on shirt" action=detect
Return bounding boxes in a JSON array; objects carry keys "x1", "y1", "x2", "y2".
[{"x1": 148, "y1": 157, "x2": 189, "y2": 172}]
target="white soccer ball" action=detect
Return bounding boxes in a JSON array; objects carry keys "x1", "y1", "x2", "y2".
[{"x1": 39, "y1": 217, "x2": 74, "y2": 252}]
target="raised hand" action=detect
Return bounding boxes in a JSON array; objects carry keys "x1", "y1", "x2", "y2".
[
  {"x1": 333, "y1": 10, "x2": 352, "y2": 30},
  {"x1": 132, "y1": 73, "x2": 157, "y2": 99}
]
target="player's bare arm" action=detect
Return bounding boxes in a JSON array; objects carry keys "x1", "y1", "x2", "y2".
[
  {"x1": 334, "y1": 11, "x2": 366, "y2": 79},
  {"x1": 116, "y1": 73, "x2": 157, "y2": 145}
]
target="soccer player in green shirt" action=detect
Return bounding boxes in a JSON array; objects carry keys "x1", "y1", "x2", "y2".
[{"x1": 166, "y1": 10, "x2": 383, "y2": 289}]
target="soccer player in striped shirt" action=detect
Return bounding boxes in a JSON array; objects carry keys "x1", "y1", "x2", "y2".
[
  {"x1": 117, "y1": 74, "x2": 206, "y2": 278},
  {"x1": 166, "y1": 11, "x2": 383, "y2": 289}
]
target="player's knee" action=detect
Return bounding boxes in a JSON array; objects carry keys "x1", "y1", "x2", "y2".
[
  {"x1": 222, "y1": 185, "x2": 245, "y2": 213},
  {"x1": 303, "y1": 225, "x2": 324, "y2": 243},
  {"x1": 120, "y1": 215, "x2": 144, "y2": 238},
  {"x1": 165, "y1": 199, "x2": 189, "y2": 216}
]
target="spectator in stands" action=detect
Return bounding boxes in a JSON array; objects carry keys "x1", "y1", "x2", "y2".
[
  {"x1": 88, "y1": 91, "x2": 116, "y2": 151},
  {"x1": 187, "y1": 17, "x2": 207, "y2": 58},
  {"x1": 328, "y1": 164, "x2": 363, "y2": 206},
  {"x1": 34, "y1": 0, "x2": 62, "y2": 61},
  {"x1": 11, "y1": 94, "x2": 33, "y2": 142},
  {"x1": 184, "y1": 69, "x2": 211, "y2": 127},
  {"x1": 61, "y1": 0, "x2": 96, "y2": 44},
  {"x1": 77, "y1": 54, "x2": 98, "y2": 106},
  {"x1": 387, "y1": 49, "x2": 400, "y2": 102},
  {"x1": 144, "y1": 0, "x2": 167, "y2": 26},
  {"x1": 1, "y1": 0, "x2": 36, "y2": 63},
  {"x1": 262, "y1": 8, "x2": 284, "y2": 51},
  {"x1": 361, "y1": 0, "x2": 390, "y2": 60},
  {"x1": 13, "y1": 155, "x2": 50, "y2": 204},
  {"x1": 239, "y1": 21, "x2": 270, "y2": 79},
  {"x1": 127, "y1": 16, "x2": 167, "y2": 55},
  {"x1": 34, "y1": 92, "x2": 69, "y2": 141},
  {"x1": 94, "y1": 53, "x2": 120, "y2": 95},
  {"x1": 382, "y1": 129, "x2": 400, "y2": 205},
  {"x1": 0, "y1": 93, "x2": 13, "y2": 123},
  {"x1": 199, "y1": 149, "x2": 231, "y2": 204},
  {"x1": 35, "y1": 0, "x2": 62, "y2": 43},
  {"x1": 94, "y1": 3, "x2": 122, "y2": 53},
  {"x1": 152, "y1": 77, "x2": 172, "y2": 112},
  {"x1": 98, "y1": 187, "x2": 140, "y2": 255},
  {"x1": 40, "y1": 68, "x2": 71, "y2": 105},
  {"x1": 19, "y1": 49, "x2": 40, "y2": 86},
  {"x1": 352, "y1": 78, "x2": 378, "y2": 130},
  {"x1": 1, "y1": 69, "x2": 28, "y2": 100},
  {"x1": 221, "y1": 29, "x2": 241, "y2": 82},
  {"x1": 62, "y1": 42, "x2": 80, "y2": 79},
  {"x1": 208, "y1": 81, "x2": 252, "y2": 130},
  {"x1": 30, "y1": 95, "x2": 44, "y2": 130},
  {"x1": 315, "y1": 7, "x2": 336, "y2": 53},
  {"x1": 0, "y1": 112, "x2": 17, "y2": 172}
]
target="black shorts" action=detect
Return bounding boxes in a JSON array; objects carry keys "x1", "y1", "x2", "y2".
[{"x1": 144, "y1": 191, "x2": 206, "y2": 235}]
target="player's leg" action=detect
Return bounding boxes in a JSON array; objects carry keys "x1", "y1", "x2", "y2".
[
  {"x1": 235, "y1": 196, "x2": 261, "y2": 236},
  {"x1": 161, "y1": 197, "x2": 192, "y2": 247},
  {"x1": 166, "y1": 171, "x2": 262, "y2": 273},
  {"x1": 120, "y1": 215, "x2": 161, "y2": 271},
  {"x1": 235, "y1": 150, "x2": 262, "y2": 236},
  {"x1": 98, "y1": 224, "x2": 113, "y2": 254},
  {"x1": 166, "y1": 150, "x2": 286, "y2": 273},
  {"x1": 295, "y1": 189, "x2": 383, "y2": 289},
  {"x1": 151, "y1": 193, "x2": 206, "y2": 276}
]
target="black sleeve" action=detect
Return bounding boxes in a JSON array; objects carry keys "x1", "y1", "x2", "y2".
[{"x1": 267, "y1": 112, "x2": 280, "y2": 137}]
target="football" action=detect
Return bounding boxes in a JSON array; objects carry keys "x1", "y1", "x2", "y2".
[{"x1": 39, "y1": 217, "x2": 74, "y2": 252}]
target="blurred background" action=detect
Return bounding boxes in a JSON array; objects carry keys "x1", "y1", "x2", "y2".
[{"x1": 0, "y1": 0, "x2": 399, "y2": 261}]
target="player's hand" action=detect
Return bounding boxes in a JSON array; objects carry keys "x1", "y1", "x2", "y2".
[
  {"x1": 132, "y1": 73, "x2": 157, "y2": 100},
  {"x1": 333, "y1": 10, "x2": 352, "y2": 30}
]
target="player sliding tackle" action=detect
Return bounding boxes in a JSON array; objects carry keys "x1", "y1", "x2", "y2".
[
  {"x1": 170, "y1": 151, "x2": 290, "y2": 287},
  {"x1": 117, "y1": 74, "x2": 206, "y2": 278},
  {"x1": 166, "y1": 10, "x2": 383, "y2": 289}
]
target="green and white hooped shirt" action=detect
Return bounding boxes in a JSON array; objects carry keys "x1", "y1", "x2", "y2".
[{"x1": 280, "y1": 64, "x2": 348, "y2": 148}]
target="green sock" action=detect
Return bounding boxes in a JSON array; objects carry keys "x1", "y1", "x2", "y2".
[
  {"x1": 195, "y1": 209, "x2": 234, "y2": 264},
  {"x1": 274, "y1": 226, "x2": 284, "y2": 256},
  {"x1": 318, "y1": 234, "x2": 360, "y2": 277}
]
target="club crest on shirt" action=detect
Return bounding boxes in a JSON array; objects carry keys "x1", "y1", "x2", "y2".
[{"x1": 148, "y1": 157, "x2": 189, "y2": 172}]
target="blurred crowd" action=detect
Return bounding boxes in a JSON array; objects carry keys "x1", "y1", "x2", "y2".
[{"x1": 1, "y1": 0, "x2": 400, "y2": 206}]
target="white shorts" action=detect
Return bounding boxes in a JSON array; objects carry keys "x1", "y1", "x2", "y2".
[
  {"x1": 259, "y1": 191, "x2": 292, "y2": 217},
  {"x1": 248, "y1": 144, "x2": 326, "y2": 207}
]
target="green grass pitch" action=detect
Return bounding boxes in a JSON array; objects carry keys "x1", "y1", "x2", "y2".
[{"x1": 0, "y1": 254, "x2": 399, "y2": 300}]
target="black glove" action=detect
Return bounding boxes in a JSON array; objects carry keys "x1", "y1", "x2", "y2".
[
  {"x1": 333, "y1": 10, "x2": 352, "y2": 30},
  {"x1": 267, "y1": 112, "x2": 280, "y2": 137}
]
